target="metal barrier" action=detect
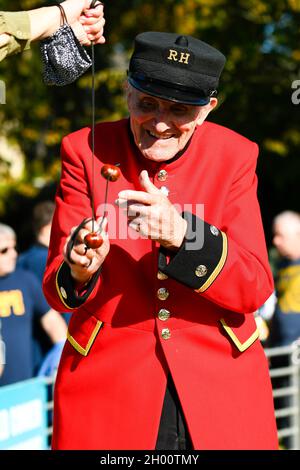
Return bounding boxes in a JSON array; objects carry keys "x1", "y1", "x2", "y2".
[
  {"x1": 44, "y1": 375, "x2": 55, "y2": 446},
  {"x1": 43, "y1": 343, "x2": 300, "y2": 450},
  {"x1": 265, "y1": 342, "x2": 300, "y2": 450}
]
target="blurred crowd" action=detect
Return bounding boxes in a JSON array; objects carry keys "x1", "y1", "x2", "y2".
[
  {"x1": 256, "y1": 210, "x2": 300, "y2": 349},
  {"x1": 0, "y1": 201, "x2": 68, "y2": 386}
]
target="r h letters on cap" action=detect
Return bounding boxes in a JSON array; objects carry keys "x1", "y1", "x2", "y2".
[{"x1": 168, "y1": 49, "x2": 190, "y2": 64}]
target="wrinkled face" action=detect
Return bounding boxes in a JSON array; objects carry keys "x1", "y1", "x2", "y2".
[
  {"x1": 0, "y1": 234, "x2": 17, "y2": 276},
  {"x1": 127, "y1": 85, "x2": 217, "y2": 162},
  {"x1": 273, "y1": 222, "x2": 300, "y2": 259}
]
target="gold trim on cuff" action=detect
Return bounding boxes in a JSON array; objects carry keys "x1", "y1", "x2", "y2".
[
  {"x1": 196, "y1": 231, "x2": 228, "y2": 293},
  {"x1": 220, "y1": 318, "x2": 259, "y2": 352},
  {"x1": 55, "y1": 262, "x2": 74, "y2": 310},
  {"x1": 67, "y1": 320, "x2": 103, "y2": 356}
]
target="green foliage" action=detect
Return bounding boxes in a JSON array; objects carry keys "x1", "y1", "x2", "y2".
[{"x1": 0, "y1": 0, "x2": 300, "y2": 246}]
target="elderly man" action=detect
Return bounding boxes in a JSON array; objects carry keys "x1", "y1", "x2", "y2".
[{"x1": 43, "y1": 32, "x2": 278, "y2": 450}]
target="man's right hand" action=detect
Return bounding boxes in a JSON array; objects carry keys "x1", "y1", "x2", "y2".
[{"x1": 63, "y1": 217, "x2": 110, "y2": 284}]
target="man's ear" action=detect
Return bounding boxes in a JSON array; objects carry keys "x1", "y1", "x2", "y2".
[
  {"x1": 208, "y1": 97, "x2": 218, "y2": 110},
  {"x1": 196, "y1": 97, "x2": 218, "y2": 125}
]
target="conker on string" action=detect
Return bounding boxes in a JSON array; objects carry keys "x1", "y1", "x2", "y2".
[
  {"x1": 83, "y1": 164, "x2": 120, "y2": 250},
  {"x1": 101, "y1": 164, "x2": 121, "y2": 182},
  {"x1": 84, "y1": 232, "x2": 103, "y2": 249}
]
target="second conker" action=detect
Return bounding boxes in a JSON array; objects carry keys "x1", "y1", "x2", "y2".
[{"x1": 101, "y1": 164, "x2": 121, "y2": 182}]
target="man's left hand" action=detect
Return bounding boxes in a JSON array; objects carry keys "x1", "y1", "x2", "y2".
[{"x1": 116, "y1": 170, "x2": 187, "y2": 251}]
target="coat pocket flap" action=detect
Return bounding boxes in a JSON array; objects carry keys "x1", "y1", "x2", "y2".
[
  {"x1": 220, "y1": 317, "x2": 259, "y2": 352},
  {"x1": 67, "y1": 309, "x2": 103, "y2": 356}
]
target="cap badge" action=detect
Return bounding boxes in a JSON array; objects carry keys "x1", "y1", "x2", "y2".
[{"x1": 167, "y1": 49, "x2": 190, "y2": 64}]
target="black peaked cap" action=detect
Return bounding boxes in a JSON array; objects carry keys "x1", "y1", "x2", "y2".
[{"x1": 128, "y1": 31, "x2": 226, "y2": 105}]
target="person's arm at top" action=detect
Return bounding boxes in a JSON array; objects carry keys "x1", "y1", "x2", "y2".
[
  {"x1": 0, "y1": 0, "x2": 105, "y2": 61},
  {"x1": 0, "y1": 11, "x2": 30, "y2": 60}
]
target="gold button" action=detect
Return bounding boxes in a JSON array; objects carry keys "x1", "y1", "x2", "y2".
[
  {"x1": 60, "y1": 287, "x2": 67, "y2": 299},
  {"x1": 157, "y1": 287, "x2": 169, "y2": 300},
  {"x1": 158, "y1": 309, "x2": 171, "y2": 321},
  {"x1": 161, "y1": 328, "x2": 171, "y2": 340},
  {"x1": 157, "y1": 169, "x2": 168, "y2": 182},
  {"x1": 195, "y1": 265, "x2": 208, "y2": 277},
  {"x1": 157, "y1": 271, "x2": 168, "y2": 280},
  {"x1": 210, "y1": 225, "x2": 219, "y2": 236}
]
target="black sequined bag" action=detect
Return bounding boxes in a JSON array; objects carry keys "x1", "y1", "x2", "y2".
[{"x1": 40, "y1": 3, "x2": 92, "y2": 86}]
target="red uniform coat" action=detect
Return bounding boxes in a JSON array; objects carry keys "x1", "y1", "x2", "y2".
[{"x1": 43, "y1": 119, "x2": 278, "y2": 449}]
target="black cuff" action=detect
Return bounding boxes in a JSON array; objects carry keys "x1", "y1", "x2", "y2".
[
  {"x1": 158, "y1": 212, "x2": 228, "y2": 292},
  {"x1": 55, "y1": 261, "x2": 101, "y2": 309}
]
